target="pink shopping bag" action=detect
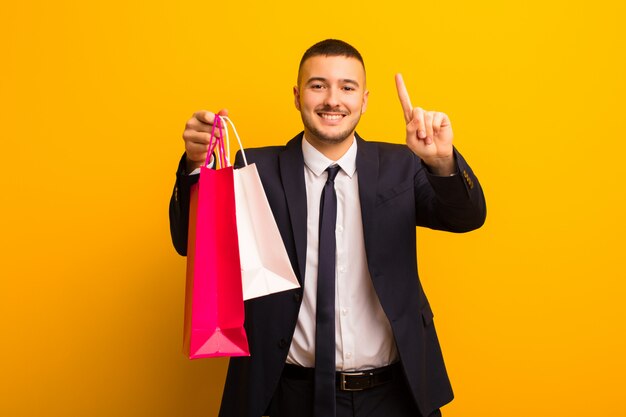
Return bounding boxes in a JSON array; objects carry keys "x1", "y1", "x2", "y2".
[{"x1": 183, "y1": 116, "x2": 250, "y2": 359}]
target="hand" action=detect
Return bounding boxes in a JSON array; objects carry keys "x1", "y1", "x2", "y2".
[
  {"x1": 395, "y1": 74, "x2": 455, "y2": 175},
  {"x1": 182, "y1": 109, "x2": 229, "y2": 172}
]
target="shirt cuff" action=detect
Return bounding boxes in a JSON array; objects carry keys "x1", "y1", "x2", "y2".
[{"x1": 187, "y1": 155, "x2": 214, "y2": 176}]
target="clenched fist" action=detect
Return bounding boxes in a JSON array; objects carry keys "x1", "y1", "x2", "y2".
[{"x1": 182, "y1": 109, "x2": 228, "y2": 173}]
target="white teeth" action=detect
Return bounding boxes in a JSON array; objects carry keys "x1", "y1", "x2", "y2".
[{"x1": 320, "y1": 113, "x2": 343, "y2": 120}]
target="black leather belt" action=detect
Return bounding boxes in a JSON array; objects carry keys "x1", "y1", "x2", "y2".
[{"x1": 282, "y1": 363, "x2": 400, "y2": 391}]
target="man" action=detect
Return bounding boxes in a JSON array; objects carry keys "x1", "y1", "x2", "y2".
[{"x1": 170, "y1": 39, "x2": 486, "y2": 417}]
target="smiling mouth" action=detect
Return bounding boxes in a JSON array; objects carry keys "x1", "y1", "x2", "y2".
[{"x1": 318, "y1": 112, "x2": 346, "y2": 120}]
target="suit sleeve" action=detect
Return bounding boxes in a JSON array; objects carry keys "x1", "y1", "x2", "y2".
[
  {"x1": 414, "y1": 148, "x2": 487, "y2": 233},
  {"x1": 169, "y1": 151, "x2": 244, "y2": 256},
  {"x1": 169, "y1": 153, "x2": 199, "y2": 256}
]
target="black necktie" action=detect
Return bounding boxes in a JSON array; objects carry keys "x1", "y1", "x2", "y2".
[{"x1": 314, "y1": 165, "x2": 341, "y2": 417}]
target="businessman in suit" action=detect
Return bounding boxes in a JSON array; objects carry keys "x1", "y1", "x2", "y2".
[{"x1": 170, "y1": 39, "x2": 486, "y2": 417}]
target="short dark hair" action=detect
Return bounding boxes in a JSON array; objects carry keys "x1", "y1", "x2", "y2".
[{"x1": 298, "y1": 39, "x2": 365, "y2": 84}]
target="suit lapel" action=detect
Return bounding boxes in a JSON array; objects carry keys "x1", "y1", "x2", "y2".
[
  {"x1": 279, "y1": 134, "x2": 308, "y2": 284},
  {"x1": 355, "y1": 134, "x2": 379, "y2": 259}
]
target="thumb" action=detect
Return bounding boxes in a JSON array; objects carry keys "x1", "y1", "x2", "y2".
[{"x1": 217, "y1": 108, "x2": 229, "y2": 117}]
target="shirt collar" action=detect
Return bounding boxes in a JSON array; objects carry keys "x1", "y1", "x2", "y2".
[{"x1": 301, "y1": 134, "x2": 357, "y2": 179}]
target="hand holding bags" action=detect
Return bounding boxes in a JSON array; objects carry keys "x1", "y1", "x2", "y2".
[{"x1": 183, "y1": 115, "x2": 299, "y2": 359}]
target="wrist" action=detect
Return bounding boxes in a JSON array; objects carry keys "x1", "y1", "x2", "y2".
[
  {"x1": 422, "y1": 155, "x2": 456, "y2": 176},
  {"x1": 185, "y1": 156, "x2": 203, "y2": 174}
]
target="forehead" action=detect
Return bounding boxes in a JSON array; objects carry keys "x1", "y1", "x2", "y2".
[{"x1": 299, "y1": 55, "x2": 366, "y2": 84}]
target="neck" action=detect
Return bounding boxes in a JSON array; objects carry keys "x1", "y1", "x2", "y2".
[{"x1": 303, "y1": 132, "x2": 355, "y2": 161}]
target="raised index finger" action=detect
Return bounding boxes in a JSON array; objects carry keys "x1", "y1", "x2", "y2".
[{"x1": 395, "y1": 73, "x2": 413, "y2": 123}]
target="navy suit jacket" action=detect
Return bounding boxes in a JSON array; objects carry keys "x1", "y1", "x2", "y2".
[{"x1": 169, "y1": 133, "x2": 486, "y2": 417}]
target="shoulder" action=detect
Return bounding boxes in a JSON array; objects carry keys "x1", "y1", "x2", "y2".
[
  {"x1": 373, "y1": 141, "x2": 415, "y2": 160},
  {"x1": 234, "y1": 147, "x2": 283, "y2": 177},
  {"x1": 233, "y1": 134, "x2": 304, "y2": 179},
  {"x1": 357, "y1": 134, "x2": 416, "y2": 157},
  {"x1": 357, "y1": 135, "x2": 421, "y2": 174}
]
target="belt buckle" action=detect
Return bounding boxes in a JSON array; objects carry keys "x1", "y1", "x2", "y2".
[{"x1": 339, "y1": 371, "x2": 366, "y2": 391}]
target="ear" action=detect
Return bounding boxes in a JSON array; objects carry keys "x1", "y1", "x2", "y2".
[
  {"x1": 293, "y1": 86, "x2": 301, "y2": 111},
  {"x1": 361, "y1": 90, "x2": 369, "y2": 114}
]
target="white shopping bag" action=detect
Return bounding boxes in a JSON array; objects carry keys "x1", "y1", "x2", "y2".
[
  {"x1": 221, "y1": 117, "x2": 300, "y2": 300},
  {"x1": 233, "y1": 164, "x2": 300, "y2": 300}
]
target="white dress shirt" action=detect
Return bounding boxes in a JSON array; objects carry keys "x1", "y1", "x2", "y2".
[{"x1": 286, "y1": 136, "x2": 399, "y2": 371}]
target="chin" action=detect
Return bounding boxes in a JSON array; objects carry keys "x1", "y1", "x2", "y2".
[
  {"x1": 304, "y1": 119, "x2": 360, "y2": 146},
  {"x1": 310, "y1": 129, "x2": 354, "y2": 145}
]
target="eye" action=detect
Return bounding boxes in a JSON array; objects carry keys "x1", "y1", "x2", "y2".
[
  {"x1": 310, "y1": 84, "x2": 324, "y2": 89},
  {"x1": 342, "y1": 85, "x2": 356, "y2": 92}
]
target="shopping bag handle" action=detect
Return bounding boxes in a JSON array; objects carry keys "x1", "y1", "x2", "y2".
[
  {"x1": 220, "y1": 116, "x2": 248, "y2": 167},
  {"x1": 204, "y1": 115, "x2": 248, "y2": 168},
  {"x1": 205, "y1": 116, "x2": 226, "y2": 168}
]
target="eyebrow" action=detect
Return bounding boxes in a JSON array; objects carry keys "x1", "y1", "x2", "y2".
[{"x1": 305, "y1": 77, "x2": 360, "y2": 87}]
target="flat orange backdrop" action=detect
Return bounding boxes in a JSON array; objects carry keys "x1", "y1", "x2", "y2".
[{"x1": 2, "y1": 1, "x2": 625, "y2": 416}]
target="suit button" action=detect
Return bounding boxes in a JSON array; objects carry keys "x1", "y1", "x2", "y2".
[
  {"x1": 293, "y1": 292, "x2": 302, "y2": 303},
  {"x1": 278, "y1": 338, "x2": 289, "y2": 349}
]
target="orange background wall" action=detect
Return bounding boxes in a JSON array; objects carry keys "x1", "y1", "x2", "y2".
[{"x1": 1, "y1": 1, "x2": 625, "y2": 416}]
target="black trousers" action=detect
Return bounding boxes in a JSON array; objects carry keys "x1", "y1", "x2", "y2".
[{"x1": 267, "y1": 366, "x2": 441, "y2": 417}]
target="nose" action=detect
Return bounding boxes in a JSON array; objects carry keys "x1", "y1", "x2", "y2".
[{"x1": 323, "y1": 86, "x2": 340, "y2": 108}]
